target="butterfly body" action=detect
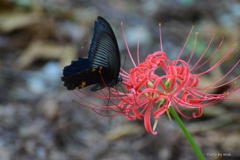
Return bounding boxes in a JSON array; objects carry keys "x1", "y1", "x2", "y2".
[{"x1": 61, "y1": 16, "x2": 121, "y2": 91}]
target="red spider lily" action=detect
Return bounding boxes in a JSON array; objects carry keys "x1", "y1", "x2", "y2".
[{"x1": 73, "y1": 24, "x2": 240, "y2": 135}]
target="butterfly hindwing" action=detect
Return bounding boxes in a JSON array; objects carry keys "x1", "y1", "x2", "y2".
[
  {"x1": 62, "y1": 58, "x2": 89, "y2": 77},
  {"x1": 62, "y1": 66, "x2": 113, "y2": 90}
]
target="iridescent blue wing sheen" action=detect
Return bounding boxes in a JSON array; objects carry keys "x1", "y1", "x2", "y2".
[
  {"x1": 88, "y1": 16, "x2": 120, "y2": 83},
  {"x1": 61, "y1": 16, "x2": 121, "y2": 91}
]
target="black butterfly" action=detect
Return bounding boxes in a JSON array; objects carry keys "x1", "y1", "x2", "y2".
[{"x1": 61, "y1": 16, "x2": 121, "y2": 91}]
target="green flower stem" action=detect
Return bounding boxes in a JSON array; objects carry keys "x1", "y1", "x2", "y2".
[{"x1": 169, "y1": 106, "x2": 205, "y2": 160}]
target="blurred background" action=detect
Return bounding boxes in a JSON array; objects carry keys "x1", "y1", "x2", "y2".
[{"x1": 0, "y1": 0, "x2": 240, "y2": 160}]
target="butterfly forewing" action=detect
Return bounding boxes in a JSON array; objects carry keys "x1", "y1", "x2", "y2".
[
  {"x1": 88, "y1": 17, "x2": 120, "y2": 80},
  {"x1": 61, "y1": 16, "x2": 121, "y2": 91}
]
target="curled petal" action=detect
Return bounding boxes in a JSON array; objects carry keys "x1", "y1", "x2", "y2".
[{"x1": 144, "y1": 102, "x2": 157, "y2": 135}]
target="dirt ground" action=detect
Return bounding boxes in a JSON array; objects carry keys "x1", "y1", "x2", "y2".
[{"x1": 0, "y1": 0, "x2": 240, "y2": 160}]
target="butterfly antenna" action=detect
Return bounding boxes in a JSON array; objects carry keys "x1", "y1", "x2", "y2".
[{"x1": 97, "y1": 72, "x2": 124, "y2": 114}]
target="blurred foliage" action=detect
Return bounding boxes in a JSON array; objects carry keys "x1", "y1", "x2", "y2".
[{"x1": 0, "y1": 0, "x2": 240, "y2": 160}]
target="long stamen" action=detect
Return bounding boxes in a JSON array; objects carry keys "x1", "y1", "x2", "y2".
[
  {"x1": 187, "y1": 32, "x2": 198, "y2": 64},
  {"x1": 192, "y1": 37, "x2": 224, "y2": 72},
  {"x1": 203, "y1": 59, "x2": 240, "y2": 90},
  {"x1": 177, "y1": 25, "x2": 195, "y2": 61},
  {"x1": 191, "y1": 34, "x2": 215, "y2": 71},
  {"x1": 159, "y1": 23, "x2": 163, "y2": 51},
  {"x1": 137, "y1": 28, "x2": 142, "y2": 65},
  {"x1": 121, "y1": 22, "x2": 137, "y2": 67},
  {"x1": 197, "y1": 43, "x2": 237, "y2": 76}
]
